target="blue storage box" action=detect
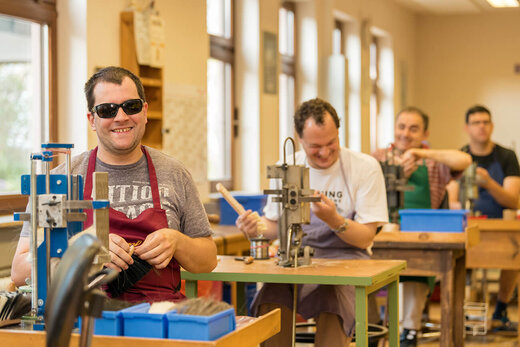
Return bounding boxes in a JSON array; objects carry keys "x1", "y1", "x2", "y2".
[
  {"x1": 78, "y1": 308, "x2": 128, "y2": 336},
  {"x1": 167, "y1": 307, "x2": 236, "y2": 341},
  {"x1": 218, "y1": 193, "x2": 267, "y2": 225},
  {"x1": 121, "y1": 303, "x2": 169, "y2": 338},
  {"x1": 399, "y1": 209, "x2": 468, "y2": 232}
]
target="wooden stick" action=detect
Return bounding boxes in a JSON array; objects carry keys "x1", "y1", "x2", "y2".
[
  {"x1": 216, "y1": 183, "x2": 246, "y2": 215},
  {"x1": 216, "y1": 183, "x2": 267, "y2": 236}
]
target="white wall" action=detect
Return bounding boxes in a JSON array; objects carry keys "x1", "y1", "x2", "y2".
[{"x1": 416, "y1": 11, "x2": 520, "y2": 156}]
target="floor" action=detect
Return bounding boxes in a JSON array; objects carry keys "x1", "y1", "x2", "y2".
[{"x1": 295, "y1": 301, "x2": 519, "y2": 346}]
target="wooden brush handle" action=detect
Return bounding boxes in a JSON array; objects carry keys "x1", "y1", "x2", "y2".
[{"x1": 216, "y1": 183, "x2": 246, "y2": 215}]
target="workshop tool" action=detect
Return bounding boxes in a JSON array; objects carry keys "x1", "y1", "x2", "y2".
[
  {"x1": 13, "y1": 143, "x2": 110, "y2": 325},
  {"x1": 215, "y1": 183, "x2": 270, "y2": 259},
  {"x1": 45, "y1": 233, "x2": 117, "y2": 347},
  {"x1": 106, "y1": 254, "x2": 153, "y2": 298},
  {"x1": 264, "y1": 137, "x2": 320, "y2": 268},
  {"x1": 0, "y1": 291, "x2": 31, "y2": 328},
  {"x1": 234, "y1": 256, "x2": 254, "y2": 264},
  {"x1": 459, "y1": 162, "x2": 480, "y2": 215},
  {"x1": 380, "y1": 147, "x2": 414, "y2": 224}
]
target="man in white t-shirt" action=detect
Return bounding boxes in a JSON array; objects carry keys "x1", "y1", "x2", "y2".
[{"x1": 236, "y1": 98, "x2": 388, "y2": 347}]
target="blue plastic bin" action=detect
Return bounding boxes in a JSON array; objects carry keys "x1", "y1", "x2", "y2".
[
  {"x1": 219, "y1": 193, "x2": 267, "y2": 225},
  {"x1": 167, "y1": 307, "x2": 236, "y2": 341},
  {"x1": 121, "y1": 303, "x2": 169, "y2": 338},
  {"x1": 93, "y1": 310, "x2": 123, "y2": 336},
  {"x1": 399, "y1": 209, "x2": 468, "y2": 232},
  {"x1": 78, "y1": 309, "x2": 124, "y2": 336}
]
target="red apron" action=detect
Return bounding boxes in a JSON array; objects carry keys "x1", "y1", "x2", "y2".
[{"x1": 84, "y1": 146, "x2": 184, "y2": 302}]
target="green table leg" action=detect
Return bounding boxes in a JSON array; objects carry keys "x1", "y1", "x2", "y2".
[
  {"x1": 387, "y1": 278, "x2": 399, "y2": 346},
  {"x1": 355, "y1": 286, "x2": 368, "y2": 347},
  {"x1": 236, "y1": 282, "x2": 247, "y2": 315},
  {"x1": 185, "y1": 280, "x2": 198, "y2": 298}
]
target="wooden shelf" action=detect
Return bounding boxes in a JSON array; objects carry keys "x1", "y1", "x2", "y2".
[
  {"x1": 120, "y1": 10, "x2": 163, "y2": 150},
  {"x1": 146, "y1": 110, "x2": 162, "y2": 120}
]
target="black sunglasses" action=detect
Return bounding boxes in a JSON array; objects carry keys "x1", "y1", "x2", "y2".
[{"x1": 91, "y1": 99, "x2": 144, "y2": 119}]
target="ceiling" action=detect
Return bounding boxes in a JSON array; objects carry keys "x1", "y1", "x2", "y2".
[{"x1": 394, "y1": 0, "x2": 520, "y2": 14}]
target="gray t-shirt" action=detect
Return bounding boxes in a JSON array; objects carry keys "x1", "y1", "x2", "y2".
[{"x1": 21, "y1": 146, "x2": 212, "y2": 239}]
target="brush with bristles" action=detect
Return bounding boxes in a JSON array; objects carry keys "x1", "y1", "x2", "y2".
[
  {"x1": 216, "y1": 183, "x2": 267, "y2": 238},
  {"x1": 0, "y1": 291, "x2": 32, "y2": 327},
  {"x1": 106, "y1": 245, "x2": 153, "y2": 298}
]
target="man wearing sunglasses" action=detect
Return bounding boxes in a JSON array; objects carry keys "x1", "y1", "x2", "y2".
[{"x1": 11, "y1": 66, "x2": 217, "y2": 303}]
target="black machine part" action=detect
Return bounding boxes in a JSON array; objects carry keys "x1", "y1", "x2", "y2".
[{"x1": 45, "y1": 234, "x2": 116, "y2": 347}]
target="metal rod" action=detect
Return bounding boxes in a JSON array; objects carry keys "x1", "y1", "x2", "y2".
[
  {"x1": 30, "y1": 156, "x2": 38, "y2": 316},
  {"x1": 79, "y1": 315, "x2": 94, "y2": 347},
  {"x1": 292, "y1": 283, "x2": 297, "y2": 347},
  {"x1": 45, "y1": 160, "x2": 51, "y2": 289},
  {"x1": 283, "y1": 137, "x2": 296, "y2": 165},
  {"x1": 66, "y1": 150, "x2": 72, "y2": 201}
]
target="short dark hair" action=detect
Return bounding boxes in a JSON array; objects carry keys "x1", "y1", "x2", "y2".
[
  {"x1": 465, "y1": 105, "x2": 491, "y2": 124},
  {"x1": 294, "y1": 98, "x2": 340, "y2": 137},
  {"x1": 396, "y1": 106, "x2": 429, "y2": 131},
  {"x1": 84, "y1": 66, "x2": 146, "y2": 112}
]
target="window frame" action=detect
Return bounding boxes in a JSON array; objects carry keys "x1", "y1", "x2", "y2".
[
  {"x1": 207, "y1": 0, "x2": 235, "y2": 192},
  {"x1": 0, "y1": 0, "x2": 57, "y2": 215},
  {"x1": 279, "y1": 1, "x2": 297, "y2": 152}
]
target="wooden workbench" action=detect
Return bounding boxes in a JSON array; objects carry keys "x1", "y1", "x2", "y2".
[
  {"x1": 466, "y1": 218, "x2": 520, "y2": 341},
  {"x1": 183, "y1": 255, "x2": 406, "y2": 347},
  {"x1": 371, "y1": 226, "x2": 479, "y2": 347},
  {"x1": 211, "y1": 225, "x2": 250, "y2": 256},
  {"x1": 0, "y1": 308, "x2": 280, "y2": 347}
]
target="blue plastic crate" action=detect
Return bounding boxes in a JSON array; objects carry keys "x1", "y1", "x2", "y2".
[
  {"x1": 121, "y1": 303, "x2": 169, "y2": 338},
  {"x1": 399, "y1": 209, "x2": 468, "y2": 232},
  {"x1": 79, "y1": 310, "x2": 124, "y2": 336},
  {"x1": 166, "y1": 307, "x2": 236, "y2": 341},
  {"x1": 218, "y1": 193, "x2": 267, "y2": 225}
]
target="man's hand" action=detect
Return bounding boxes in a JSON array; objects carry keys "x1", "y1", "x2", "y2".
[
  {"x1": 134, "y1": 228, "x2": 179, "y2": 269},
  {"x1": 401, "y1": 149, "x2": 423, "y2": 178},
  {"x1": 311, "y1": 193, "x2": 344, "y2": 229},
  {"x1": 236, "y1": 210, "x2": 259, "y2": 238},
  {"x1": 475, "y1": 167, "x2": 492, "y2": 188},
  {"x1": 107, "y1": 233, "x2": 134, "y2": 272}
]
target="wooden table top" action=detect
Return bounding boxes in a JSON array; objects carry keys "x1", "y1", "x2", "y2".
[
  {"x1": 467, "y1": 218, "x2": 520, "y2": 231},
  {"x1": 182, "y1": 255, "x2": 406, "y2": 287},
  {"x1": 373, "y1": 225, "x2": 479, "y2": 250}
]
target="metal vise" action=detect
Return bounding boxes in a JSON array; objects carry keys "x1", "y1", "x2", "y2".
[
  {"x1": 460, "y1": 162, "x2": 479, "y2": 214},
  {"x1": 380, "y1": 149, "x2": 413, "y2": 224},
  {"x1": 264, "y1": 138, "x2": 320, "y2": 267}
]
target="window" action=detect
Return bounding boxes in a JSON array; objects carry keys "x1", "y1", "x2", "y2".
[
  {"x1": 369, "y1": 36, "x2": 380, "y2": 152},
  {"x1": 332, "y1": 20, "x2": 343, "y2": 55},
  {"x1": 0, "y1": 0, "x2": 57, "y2": 215},
  {"x1": 207, "y1": 0, "x2": 234, "y2": 190},
  {"x1": 370, "y1": 29, "x2": 394, "y2": 151},
  {"x1": 279, "y1": 2, "x2": 296, "y2": 158}
]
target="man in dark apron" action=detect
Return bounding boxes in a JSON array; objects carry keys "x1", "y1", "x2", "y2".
[
  {"x1": 12, "y1": 67, "x2": 217, "y2": 302},
  {"x1": 236, "y1": 98, "x2": 388, "y2": 347},
  {"x1": 449, "y1": 105, "x2": 520, "y2": 333},
  {"x1": 372, "y1": 107, "x2": 471, "y2": 346}
]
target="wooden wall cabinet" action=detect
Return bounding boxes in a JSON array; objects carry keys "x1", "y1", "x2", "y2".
[{"x1": 120, "y1": 11, "x2": 163, "y2": 149}]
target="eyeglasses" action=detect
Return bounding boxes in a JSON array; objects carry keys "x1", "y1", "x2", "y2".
[
  {"x1": 91, "y1": 99, "x2": 144, "y2": 119},
  {"x1": 468, "y1": 120, "x2": 491, "y2": 126}
]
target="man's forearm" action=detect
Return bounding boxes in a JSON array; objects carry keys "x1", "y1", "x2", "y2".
[
  {"x1": 423, "y1": 149, "x2": 472, "y2": 171},
  {"x1": 484, "y1": 179, "x2": 519, "y2": 209},
  {"x1": 174, "y1": 235, "x2": 217, "y2": 273},
  {"x1": 334, "y1": 219, "x2": 377, "y2": 249}
]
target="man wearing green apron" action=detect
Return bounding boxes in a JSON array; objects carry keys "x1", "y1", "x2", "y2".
[{"x1": 373, "y1": 106, "x2": 471, "y2": 347}]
